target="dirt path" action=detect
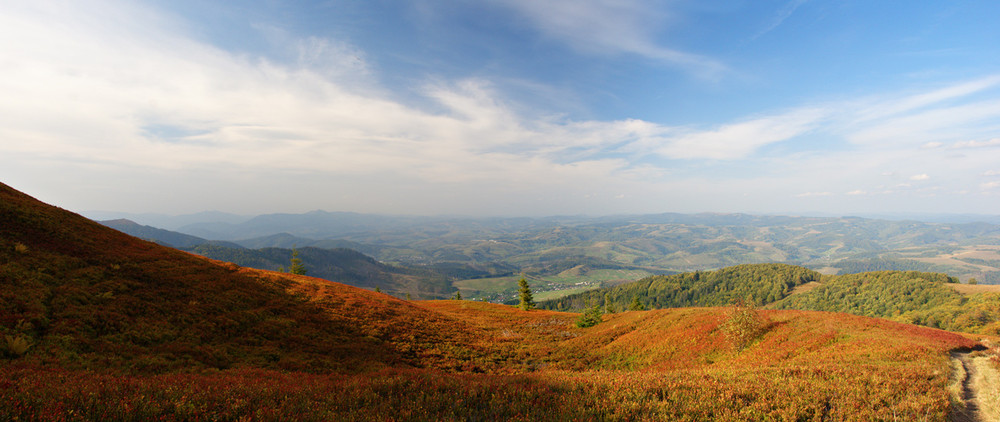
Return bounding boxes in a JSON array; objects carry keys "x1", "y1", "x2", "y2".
[
  {"x1": 951, "y1": 352, "x2": 982, "y2": 422},
  {"x1": 951, "y1": 349, "x2": 1000, "y2": 422}
]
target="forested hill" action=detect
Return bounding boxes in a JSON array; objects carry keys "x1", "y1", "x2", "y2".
[
  {"x1": 772, "y1": 271, "x2": 1000, "y2": 334},
  {"x1": 540, "y1": 263, "x2": 821, "y2": 311},
  {"x1": 186, "y1": 244, "x2": 456, "y2": 299},
  {"x1": 541, "y1": 264, "x2": 1000, "y2": 335}
]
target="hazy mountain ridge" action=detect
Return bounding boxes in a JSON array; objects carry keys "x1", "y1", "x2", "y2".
[
  {"x1": 159, "y1": 210, "x2": 1000, "y2": 269},
  {"x1": 96, "y1": 209, "x2": 1000, "y2": 302}
]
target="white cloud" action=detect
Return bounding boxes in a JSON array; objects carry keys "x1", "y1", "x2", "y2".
[
  {"x1": 491, "y1": 0, "x2": 726, "y2": 78},
  {"x1": 952, "y1": 138, "x2": 1000, "y2": 149},
  {"x1": 5, "y1": 1, "x2": 1000, "y2": 216},
  {"x1": 653, "y1": 108, "x2": 826, "y2": 160},
  {"x1": 0, "y1": 0, "x2": 689, "y2": 214},
  {"x1": 796, "y1": 191, "x2": 832, "y2": 197}
]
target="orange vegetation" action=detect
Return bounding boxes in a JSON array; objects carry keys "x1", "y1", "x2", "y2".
[{"x1": 0, "y1": 182, "x2": 984, "y2": 420}]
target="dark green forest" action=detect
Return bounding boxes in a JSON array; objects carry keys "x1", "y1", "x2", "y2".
[{"x1": 540, "y1": 264, "x2": 820, "y2": 312}]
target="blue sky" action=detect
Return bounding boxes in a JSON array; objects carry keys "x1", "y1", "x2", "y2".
[{"x1": 3, "y1": 1, "x2": 1000, "y2": 217}]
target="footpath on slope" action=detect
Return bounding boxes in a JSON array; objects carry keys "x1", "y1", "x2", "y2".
[{"x1": 950, "y1": 342, "x2": 1000, "y2": 422}]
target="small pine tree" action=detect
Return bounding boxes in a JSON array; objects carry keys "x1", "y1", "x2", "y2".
[
  {"x1": 604, "y1": 293, "x2": 617, "y2": 314},
  {"x1": 453, "y1": 291, "x2": 462, "y2": 300},
  {"x1": 406, "y1": 293, "x2": 412, "y2": 300},
  {"x1": 576, "y1": 301, "x2": 604, "y2": 328},
  {"x1": 628, "y1": 296, "x2": 645, "y2": 311},
  {"x1": 289, "y1": 247, "x2": 307, "y2": 275},
  {"x1": 518, "y1": 277, "x2": 535, "y2": 311},
  {"x1": 374, "y1": 286, "x2": 381, "y2": 293}
]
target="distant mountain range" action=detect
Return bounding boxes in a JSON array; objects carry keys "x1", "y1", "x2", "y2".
[{"x1": 97, "y1": 209, "x2": 1000, "y2": 302}]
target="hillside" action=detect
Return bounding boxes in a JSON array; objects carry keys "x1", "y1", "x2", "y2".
[
  {"x1": 99, "y1": 218, "x2": 460, "y2": 299},
  {"x1": 545, "y1": 263, "x2": 1000, "y2": 336},
  {"x1": 0, "y1": 182, "x2": 487, "y2": 372},
  {"x1": 2, "y1": 181, "x2": 995, "y2": 421},
  {"x1": 773, "y1": 270, "x2": 1000, "y2": 334},
  {"x1": 99, "y1": 218, "x2": 213, "y2": 248},
  {"x1": 186, "y1": 244, "x2": 457, "y2": 299}
]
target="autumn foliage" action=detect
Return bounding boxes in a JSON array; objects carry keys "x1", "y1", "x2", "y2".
[{"x1": 0, "y1": 182, "x2": 986, "y2": 420}]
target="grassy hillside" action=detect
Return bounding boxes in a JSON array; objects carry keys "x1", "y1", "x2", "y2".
[
  {"x1": 0, "y1": 182, "x2": 486, "y2": 373},
  {"x1": 1, "y1": 182, "x2": 994, "y2": 421}
]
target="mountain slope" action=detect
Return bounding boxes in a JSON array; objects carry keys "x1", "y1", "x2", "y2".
[
  {"x1": 2, "y1": 182, "x2": 993, "y2": 420},
  {"x1": 99, "y1": 218, "x2": 218, "y2": 248},
  {"x1": 0, "y1": 182, "x2": 486, "y2": 372},
  {"x1": 186, "y1": 244, "x2": 456, "y2": 299}
]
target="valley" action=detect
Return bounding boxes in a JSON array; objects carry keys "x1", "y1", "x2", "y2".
[{"x1": 102, "y1": 209, "x2": 1000, "y2": 304}]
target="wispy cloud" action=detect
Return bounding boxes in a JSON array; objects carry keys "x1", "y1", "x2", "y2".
[
  {"x1": 652, "y1": 108, "x2": 826, "y2": 160},
  {"x1": 952, "y1": 138, "x2": 1000, "y2": 149},
  {"x1": 796, "y1": 191, "x2": 832, "y2": 197},
  {"x1": 753, "y1": 0, "x2": 808, "y2": 40},
  {"x1": 4, "y1": 1, "x2": 1000, "y2": 216},
  {"x1": 492, "y1": 0, "x2": 726, "y2": 78}
]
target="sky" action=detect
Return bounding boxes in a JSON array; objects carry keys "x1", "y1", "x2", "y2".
[{"x1": 3, "y1": 1, "x2": 1000, "y2": 217}]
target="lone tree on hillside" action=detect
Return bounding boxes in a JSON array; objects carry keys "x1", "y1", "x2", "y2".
[
  {"x1": 576, "y1": 300, "x2": 604, "y2": 328},
  {"x1": 518, "y1": 277, "x2": 535, "y2": 311},
  {"x1": 288, "y1": 247, "x2": 307, "y2": 275},
  {"x1": 453, "y1": 291, "x2": 463, "y2": 300}
]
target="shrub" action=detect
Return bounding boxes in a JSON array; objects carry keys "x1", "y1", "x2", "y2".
[
  {"x1": 3, "y1": 334, "x2": 33, "y2": 358},
  {"x1": 721, "y1": 300, "x2": 766, "y2": 351}
]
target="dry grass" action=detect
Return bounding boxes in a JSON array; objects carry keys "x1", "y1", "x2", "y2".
[
  {"x1": 972, "y1": 356, "x2": 1000, "y2": 422},
  {"x1": 952, "y1": 284, "x2": 1000, "y2": 295}
]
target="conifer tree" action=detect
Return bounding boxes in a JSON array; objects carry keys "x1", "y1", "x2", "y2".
[
  {"x1": 453, "y1": 291, "x2": 462, "y2": 300},
  {"x1": 518, "y1": 277, "x2": 535, "y2": 311},
  {"x1": 628, "y1": 296, "x2": 645, "y2": 311},
  {"x1": 605, "y1": 293, "x2": 617, "y2": 314},
  {"x1": 576, "y1": 301, "x2": 604, "y2": 328},
  {"x1": 289, "y1": 247, "x2": 307, "y2": 275}
]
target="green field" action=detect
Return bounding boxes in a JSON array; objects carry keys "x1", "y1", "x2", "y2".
[{"x1": 455, "y1": 268, "x2": 655, "y2": 301}]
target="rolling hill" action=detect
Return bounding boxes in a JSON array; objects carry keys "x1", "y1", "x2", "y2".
[
  {"x1": 543, "y1": 263, "x2": 1000, "y2": 336},
  {"x1": 0, "y1": 182, "x2": 485, "y2": 372},
  {"x1": 100, "y1": 219, "x2": 460, "y2": 299},
  {"x1": 2, "y1": 181, "x2": 995, "y2": 421}
]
